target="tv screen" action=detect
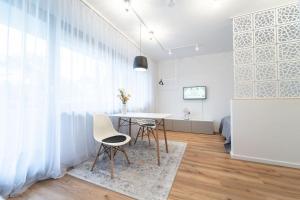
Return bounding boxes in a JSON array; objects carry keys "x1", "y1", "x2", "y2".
[{"x1": 183, "y1": 86, "x2": 206, "y2": 100}]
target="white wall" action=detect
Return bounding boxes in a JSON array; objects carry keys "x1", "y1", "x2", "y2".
[
  {"x1": 231, "y1": 99, "x2": 300, "y2": 169},
  {"x1": 147, "y1": 58, "x2": 159, "y2": 112},
  {"x1": 230, "y1": 3, "x2": 300, "y2": 169},
  {"x1": 156, "y1": 51, "x2": 234, "y2": 131}
]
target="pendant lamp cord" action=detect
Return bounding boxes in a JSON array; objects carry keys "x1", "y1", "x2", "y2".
[{"x1": 139, "y1": 23, "x2": 142, "y2": 56}]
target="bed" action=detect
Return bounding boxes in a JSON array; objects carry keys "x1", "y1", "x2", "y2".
[{"x1": 219, "y1": 116, "x2": 231, "y2": 153}]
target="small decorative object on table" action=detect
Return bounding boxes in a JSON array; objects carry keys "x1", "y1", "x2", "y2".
[
  {"x1": 118, "y1": 88, "x2": 131, "y2": 114},
  {"x1": 183, "y1": 108, "x2": 191, "y2": 120}
]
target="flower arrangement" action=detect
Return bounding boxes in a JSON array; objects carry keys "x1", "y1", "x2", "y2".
[{"x1": 117, "y1": 88, "x2": 131, "y2": 104}]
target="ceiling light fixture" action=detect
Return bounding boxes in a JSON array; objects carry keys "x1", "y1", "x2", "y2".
[
  {"x1": 127, "y1": 1, "x2": 169, "y2": 55},
  {"x1": 124, "y1": 0, "x2": 130, "y2": 12},
  {"x1": 158, "y1": 79, "x2": 164, "y2": 86},
  {"x1": 149, "y1": 31, "x2": 154, "y2": 40},
  {"x1": 195, "y1": 44, "x2": 200, "y2": 51},
  {"x1": 212, "y1": 0, "x2": 221, "y2": 9},
  {"x1": 124, "y1": 0, "x2": 200, "y2": 57},
  {"x1": 133, "y1": 23, "x2": 148, "y2": 71},
  {"x1": 168, "y1": 0, "x2": 176, "y2": 7}
]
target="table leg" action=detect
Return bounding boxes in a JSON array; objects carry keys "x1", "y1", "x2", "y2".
[
  {"x1": 110, "y1": 147, "x2": 114, "y2": 179},
  {"x1": 128, "y1": 118, "x2": 132, "y2": 146},
  {"x1": 117, "y1": 117, "x2": 121, "y2": 131},
  {"x1": 162, "y1": 119, "x2": 169, "y2": 153},
  {"x1": 155, "y1": 119, "x2": 160, "y2": 166}
]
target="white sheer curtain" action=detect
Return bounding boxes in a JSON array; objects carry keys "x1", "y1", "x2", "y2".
[{"x1": 0, "y1": 0, "x2": 156, "y2": 197}]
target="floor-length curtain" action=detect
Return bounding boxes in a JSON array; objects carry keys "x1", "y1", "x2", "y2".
[{"x1": 0, "y1": 0, "x2": 156, "y2": 197}]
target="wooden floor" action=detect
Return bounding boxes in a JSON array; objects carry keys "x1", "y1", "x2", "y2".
[{"x1": 12, "y1": 131, "x2": 300, "y2": 200}]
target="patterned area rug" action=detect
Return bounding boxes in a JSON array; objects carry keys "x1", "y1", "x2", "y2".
[{"x1": 68, "y1": 140, "x2": 186, "y2": 200}]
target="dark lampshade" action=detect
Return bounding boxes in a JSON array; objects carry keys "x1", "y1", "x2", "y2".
[{"x1": 133, "y1": 56, "x2": 148, "y2": 71}]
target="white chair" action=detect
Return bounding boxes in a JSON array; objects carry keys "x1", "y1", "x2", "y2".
[
  {"x1": 91, "y1": 114, "x2": 131, "y2": 178},
  {"x1": 134, "y1": 119, "x2": 156, "y2": 145}
]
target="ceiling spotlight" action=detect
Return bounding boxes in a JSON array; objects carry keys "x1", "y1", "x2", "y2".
[
  {"x1": 124, "y1": 0, "x2": 130, "y2": 12},
  {"x1": 168, "y1": 49, "x2": 172, "y2": 55},
  {"x1": 212, "y1": 0, "x2": 221, "y2": 9},
  {"x1": 149, "y1": 31, "x2": 154, "y2": 40},
  {"x1": 195, "y1": 44, "x2": 200, "y2": 51},
  {"x1": 168, "y1": 0, "x2": 176, "y2": 7}
]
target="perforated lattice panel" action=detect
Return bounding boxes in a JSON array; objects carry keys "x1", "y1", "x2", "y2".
[
  {"x1": 233, "y1": 14, "x2": 252, "y2": 33},
  {"x1": 277, "y1": 4, "x2": 300, "y2": 24},
  {"x1": 234, "y1": 32, "x2": 253, "y2": 49},
  {"x1": 255, "y1": 28, "x2": 276, "y2": 46},
  {"x1": 233, "y1": 3, "x2": 300, "y2": 99},
  {"x1": 235, "y1": 65, "x2": 253, "y2": 81},
  {"x1": 255, "y1": 63, "x2": 277, "y2": 81},
  {"x1": 277, "y1": 23, "x2": 300, "y2": 43},
  {"x1": 235, "y1": 82, "x2": 253, "y2": 98},
  {"x1": 254, "y1": 10, "x2": 275, "y2": 29},
  {"x1": 278, "y1": 42, "x2": 300, "y2": 61},
  {"x1": 279, "y1": 80, "x2": 300, "y2": 97},
  {"x1": 255, "y1": 81, "x2": 277, "y2": 98},
  {"x1": 279, "y1": 61, "x2": 300, "y2": 80},
  {"x1": 255, "y1": 45, "x2": 276, "y2": 63},
  {"x1": 234, "y1": 48, "x2": 253, "y2": 65}
]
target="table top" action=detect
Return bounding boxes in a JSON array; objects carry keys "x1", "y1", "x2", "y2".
[{"x1": 111, "y1": 112, "x2": 171, "y2": 119}]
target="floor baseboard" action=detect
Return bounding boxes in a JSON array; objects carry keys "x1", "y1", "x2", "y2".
[{"x1": 231, "y1": 153, "x2": 300, "y2": 169}]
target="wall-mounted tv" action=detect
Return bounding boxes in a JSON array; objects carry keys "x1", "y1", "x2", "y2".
[{"x1": 183, "y1": 86, "x2": 207, "y2": 100}]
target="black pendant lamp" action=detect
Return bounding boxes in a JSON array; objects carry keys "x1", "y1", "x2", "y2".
[{"x1": 133, "y1": 23, "x2": 148, "y2": 71}]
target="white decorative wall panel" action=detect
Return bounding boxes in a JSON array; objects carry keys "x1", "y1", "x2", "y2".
[
  {"x1": 277, "y1": 23, "x2": 300, "y2": 43},
  {"x1": 235, "y1": 65, "x2": 253, "y2": 81},
  {"x1": 255, "y1": 81, "x2": 277, "y2": 98},
  {"x1": 255, "y1": 28, "x2": 275, "y2": 46},
  {"x1": 234, "y1": 32, "x2": 253, "y2": 49},
  {"x1": 233, "y1": 14, "x2": 252, "y2": 32},
  {"x1": 278, "y1": 42, "x2": 300, "y2": 61},
  {"x1": 233, "y1": 3, "x2": 300, "y2": 99},
  {"x1": 255, "y1": 45, "x2": 276, "y2": 63},
  {"x1": 235, "y1": 82, "x2": 253, "y2": 98},
  {"x1": 234, "y1": 48, "x2": 253, "y2": 65},
  {"x1": 279, "y1": 61, "x2": 300, "y2": 80},
  {"x1": 255, "y1": 63, "x2": 277, "y2": 80},
  {"x1": 279, "y1": 80, "x2": 300, "y2": 97},
  {"x1": 277, "y1": 4, "x2": 300, "y2": 24},
  {"x1": 254, "y1": 10, "x2": 275, "y2": 29}
]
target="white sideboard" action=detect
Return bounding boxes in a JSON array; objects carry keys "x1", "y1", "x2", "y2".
[
  {"x1": 111, "y1": 115, "x2": 214, "y2": 135},
  {"x1": 164, "y1": 117, "x2": 214, "y2": 134}
]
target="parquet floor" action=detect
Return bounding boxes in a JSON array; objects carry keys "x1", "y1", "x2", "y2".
[{"x1": 12, "y1": 131, "x2": 300, "y2": 200}]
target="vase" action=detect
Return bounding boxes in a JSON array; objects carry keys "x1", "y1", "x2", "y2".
[{"x1": 122, "y1": 103, "x2": 127, "y2": 114}]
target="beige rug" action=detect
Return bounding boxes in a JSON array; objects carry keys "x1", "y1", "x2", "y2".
[{"x1": 68, "y1": 140, "x2": 186, "y2": 200}]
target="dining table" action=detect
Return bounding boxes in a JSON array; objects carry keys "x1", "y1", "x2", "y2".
[{"x1": 110, "y1": 112, "x2": 171, "y2": 166}]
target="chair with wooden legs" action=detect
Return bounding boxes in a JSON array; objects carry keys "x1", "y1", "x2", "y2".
[
  {"x1": 90, "y1": 114, "x2": 131, "y2": 179},
  {"x1": 134, "y1": 119, "x2": 156, "y2": 145}
]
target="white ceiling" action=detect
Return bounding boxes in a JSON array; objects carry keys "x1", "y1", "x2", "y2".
[{"x1": 86, "y1": 0, "x2": 296, "y2": 61}]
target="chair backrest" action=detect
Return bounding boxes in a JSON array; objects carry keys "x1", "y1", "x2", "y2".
[{"x1": 93, "y1": 114, "x2": 118, "y2": 141}]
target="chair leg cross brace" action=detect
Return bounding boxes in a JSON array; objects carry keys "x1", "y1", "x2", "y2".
[
  {"x1": 134, "y1": 126, "x2": 157, "y2": 145},
  {"x1": 90, "y1": 144, "x2": 130, "y2": 179},
  {"x1": 117, "y1": 116, "x2": 169, "y2": 166}
]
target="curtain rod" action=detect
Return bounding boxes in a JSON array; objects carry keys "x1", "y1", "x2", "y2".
[{"x1": 79, "y1": 0, "x2": 140, "y2": 50}]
